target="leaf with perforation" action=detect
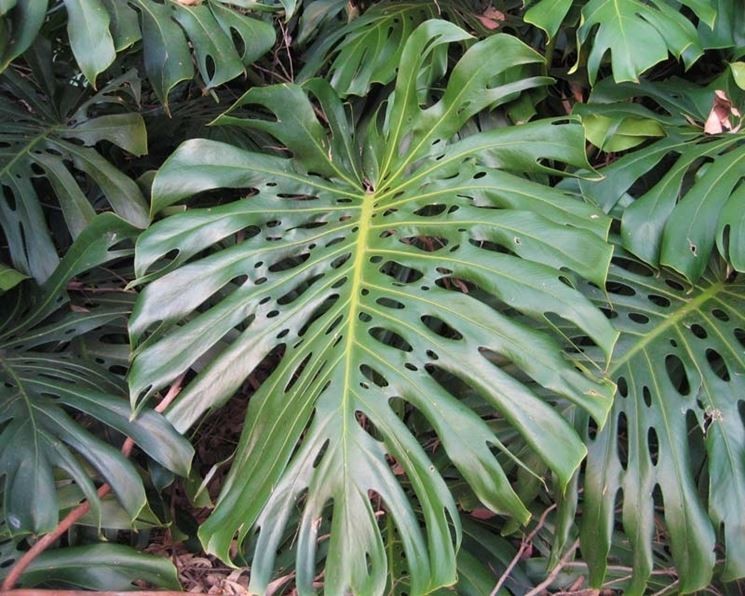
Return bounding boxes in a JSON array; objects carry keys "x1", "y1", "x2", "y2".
[
  {"x1": 561, "y1": 252, "x2": 745, "y2": 593},
  {"x1": 0, "y1": 214, "x2": 193, "y2": 537},
  {"x1": 129, "y1": 21, "x2": 617, "y2": 593}
]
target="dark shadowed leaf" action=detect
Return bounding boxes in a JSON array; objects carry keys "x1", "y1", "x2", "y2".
[{"x1": 0, "y1": 214, "x2": 193, "y2": 537}]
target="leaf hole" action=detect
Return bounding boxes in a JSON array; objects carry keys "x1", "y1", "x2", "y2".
[
  {"x1": 647, "y1": 294, "x2": 671, "y2": 307},
  {"x1": 706, "y1": 348, "x2": 730, "y2": 381},
  {"x1": 313, "y1": 439, "x2": 330, "y2": 469},
  {"x1": 376, "y1": 297, "x2": 404, "y2": 310},
  {"x1": 413, "y1": 204, "x2": 447, "y2": 216},
  {"x1": 420, "y1": 315, "x2": 462, "y2": 340},
  {"x1": 606, "y1": 282, "x2": 635, "y2": 296},
  {"x1": 360, "y1": 365, "x2": 388, "y2": 388},
  {"x1": 617, "y1": 412, "x2": 629, "y2": 470},
  {"x1": 612, "y1": 257, "x2": 654, "y2": 276},
  {"x1": 628, "y1": 312, "x2": 649, "y2": 324},
  {"x1": 735, "y1": 328, "x2": 745, "y2": 349},
  {"x1": 285, "y1": 353, "x2": 312, "y2": 393},
  {"x1": 665, "y1": 278, "x2": 685, "y2": 291},
  {"x1": 326, "y1": 314, "x2": 343, "y2": 335},
  {"x1": 690, "y1": 324, "x2": 707, "y2": 339},
  {"x1": 600, "y1": 307, "x2": 618, "y2": 319},
  {"x1": 369, "y1": 327, "x2": 412, "y2": 352},
  {"x1": 664, "y1": 355, "x2": 690, "y2": 396},
  {"x1": 643, "y1": 386, "x2": 652, "y2": 408},
  {"x1": 647, "y1": 427, "x2": 659, "y2": 465},
  {"x1": 712, "y1": 308, "x2": 730, "y2": 322}
]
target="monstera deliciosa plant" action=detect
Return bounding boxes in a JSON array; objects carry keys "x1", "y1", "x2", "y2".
[
  {"x1": 128, "y1": 22, "x2": 617, "y2": 593},
  {"x1": 1, "y1": 0, "x2": 745, "y2": 593}
]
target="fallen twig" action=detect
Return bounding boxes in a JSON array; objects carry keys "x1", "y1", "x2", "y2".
[{"x1": 490, "y1": 503, "x2": 556, "y2": 595}]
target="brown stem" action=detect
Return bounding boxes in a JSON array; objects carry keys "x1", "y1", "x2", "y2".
[
  {"x1": 524, "y1": 538, "x2": 581, "y2": 596},
  {"x1": 1, "y1": 376, "x2": 186, "y2": 591},
  {"x1": 490, "y1": 503, "x2": 556, "y2": 596}
]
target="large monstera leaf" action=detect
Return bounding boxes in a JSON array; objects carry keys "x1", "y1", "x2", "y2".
[
  {"x1": 575, "y1": 76, "x2": 745, "y2": 282},
  {"x1": 0, "y1": 215, "x2": 193, "y2": 537},
  {"x1": 560, "y1": 252, "x2": 745, "y2": 593},
  {"x1": 0, "y1": 0, "x2": 275, "y2": 106},
  {"x1": 0, "y1": 57, "x2": 148, "y2": 283},
  {"x1": 129, "y1": 21, "x2": 618, "y2": 593}
]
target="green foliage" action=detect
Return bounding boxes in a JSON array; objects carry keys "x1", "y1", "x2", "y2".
[
  {"x1": 0, "y1": 43, "x2": 149, "y2": 282},
  {"x1": 0, "y1": 214, "x2": 193, "y2": 537},
  {"x1": 6, "y1": 542, "x2": 181, "y2": 589},
  {"x1": 552, "y1": 251, "x2": 745, "y2": 593},
  {"x1": 130, "y1": 24, "x2": 617, "y2": 593},
  {"x1": 0, "y1": 0, "x2": 275, "y2": 105},
  {"x1": 1, "y1": 0, "x2": 745, "y2": 593},
  {"x1": 576, "y1": 75, "x2": 745, "y2": 281}
]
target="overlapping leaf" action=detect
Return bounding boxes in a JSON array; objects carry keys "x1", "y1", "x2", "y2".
[
  {"x1": 0, "y1": 0, "x2": 275, "y2": 106},
  {"x1": 130, "y1": 21, "x2": 617, "y2": 593},
  {"x1": 557, "y1": 252, "x2": 745, "y2": 593},
  {"x1": 578, "y1": 0, "x2": 717, "y2": 84},
  {"x1": 0, "y1": 214, "x2": 193, "y2": 537},
  {"x1": 525, "y1": 0, "x2": 717, "y2": 83},
  {"x1": 575, "y1": 77, "x2": 745, "y2": 282},
  {"x1": 0, "y1": 57, "x2": 148, "y2": 283},
  {"x1": 0, "y1": 533, "x2": 180, "y2": 590},
  {"x1": 298, "y1": 0, "x2": 502, "y2": 96}
]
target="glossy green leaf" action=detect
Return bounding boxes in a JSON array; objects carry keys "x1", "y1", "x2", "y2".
[
  {"x1": 100, "y1": 0, "x2": 141, "y2": 51},
  {"x1": 17, "y1": 543, "x2": 180, "y2": 589},
  {"x1": 63, "y1": 0, "x2": 117, "y2": 86},
  {"x1": 0, "y1": 60, "x2": 148, "y2": 282},
  {"x1": 576, "y1": 0, "x2": 716, "y2": 84},
  {"x1": 2, "y1": 0, "x2": 275, "y2": 107},
  {"x1": 0, "y1": 214, "x2": 193, "y2": 537},
  {"x1": 299, "y1": 0, "x2": 497, "y2": 97},
  {"x1": 130, "y1": 0, "x2": 274, "y2": 108},
  {"x1": 731, "y1": 61, "x2": 745, "y2": 90},
  {"x1": 698, "y1": 0, "x2": 745, "y2": 51},
  {"x1": 0, "y1": 263, "x2": 27, "y2": 294},
  {"x1": 0, "y1": 0, "x2": 46, "y2": 73},
  {"x1": 576, "y1": 78, "x2": 745, "y2": 282},
  {"x1": 130, "y1": 22, "x2": 616, "y2": 593},
  {"x1": 570, "y1": 253, "x2": 745, "y2": 592},
  {"x1": 583, "y1": 109, "x2": 666, "y2": 152},
  {"x1": 523, "y1": 0, "x2": 573, "y2": 40}
]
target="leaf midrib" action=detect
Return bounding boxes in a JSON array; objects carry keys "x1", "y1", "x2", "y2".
[
  {"x1": 610, "y1": 279, "x2": 725, "y2": 373},
  {"x1": 340, "y1": 194, "x2": 374, "y2": 480}
]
